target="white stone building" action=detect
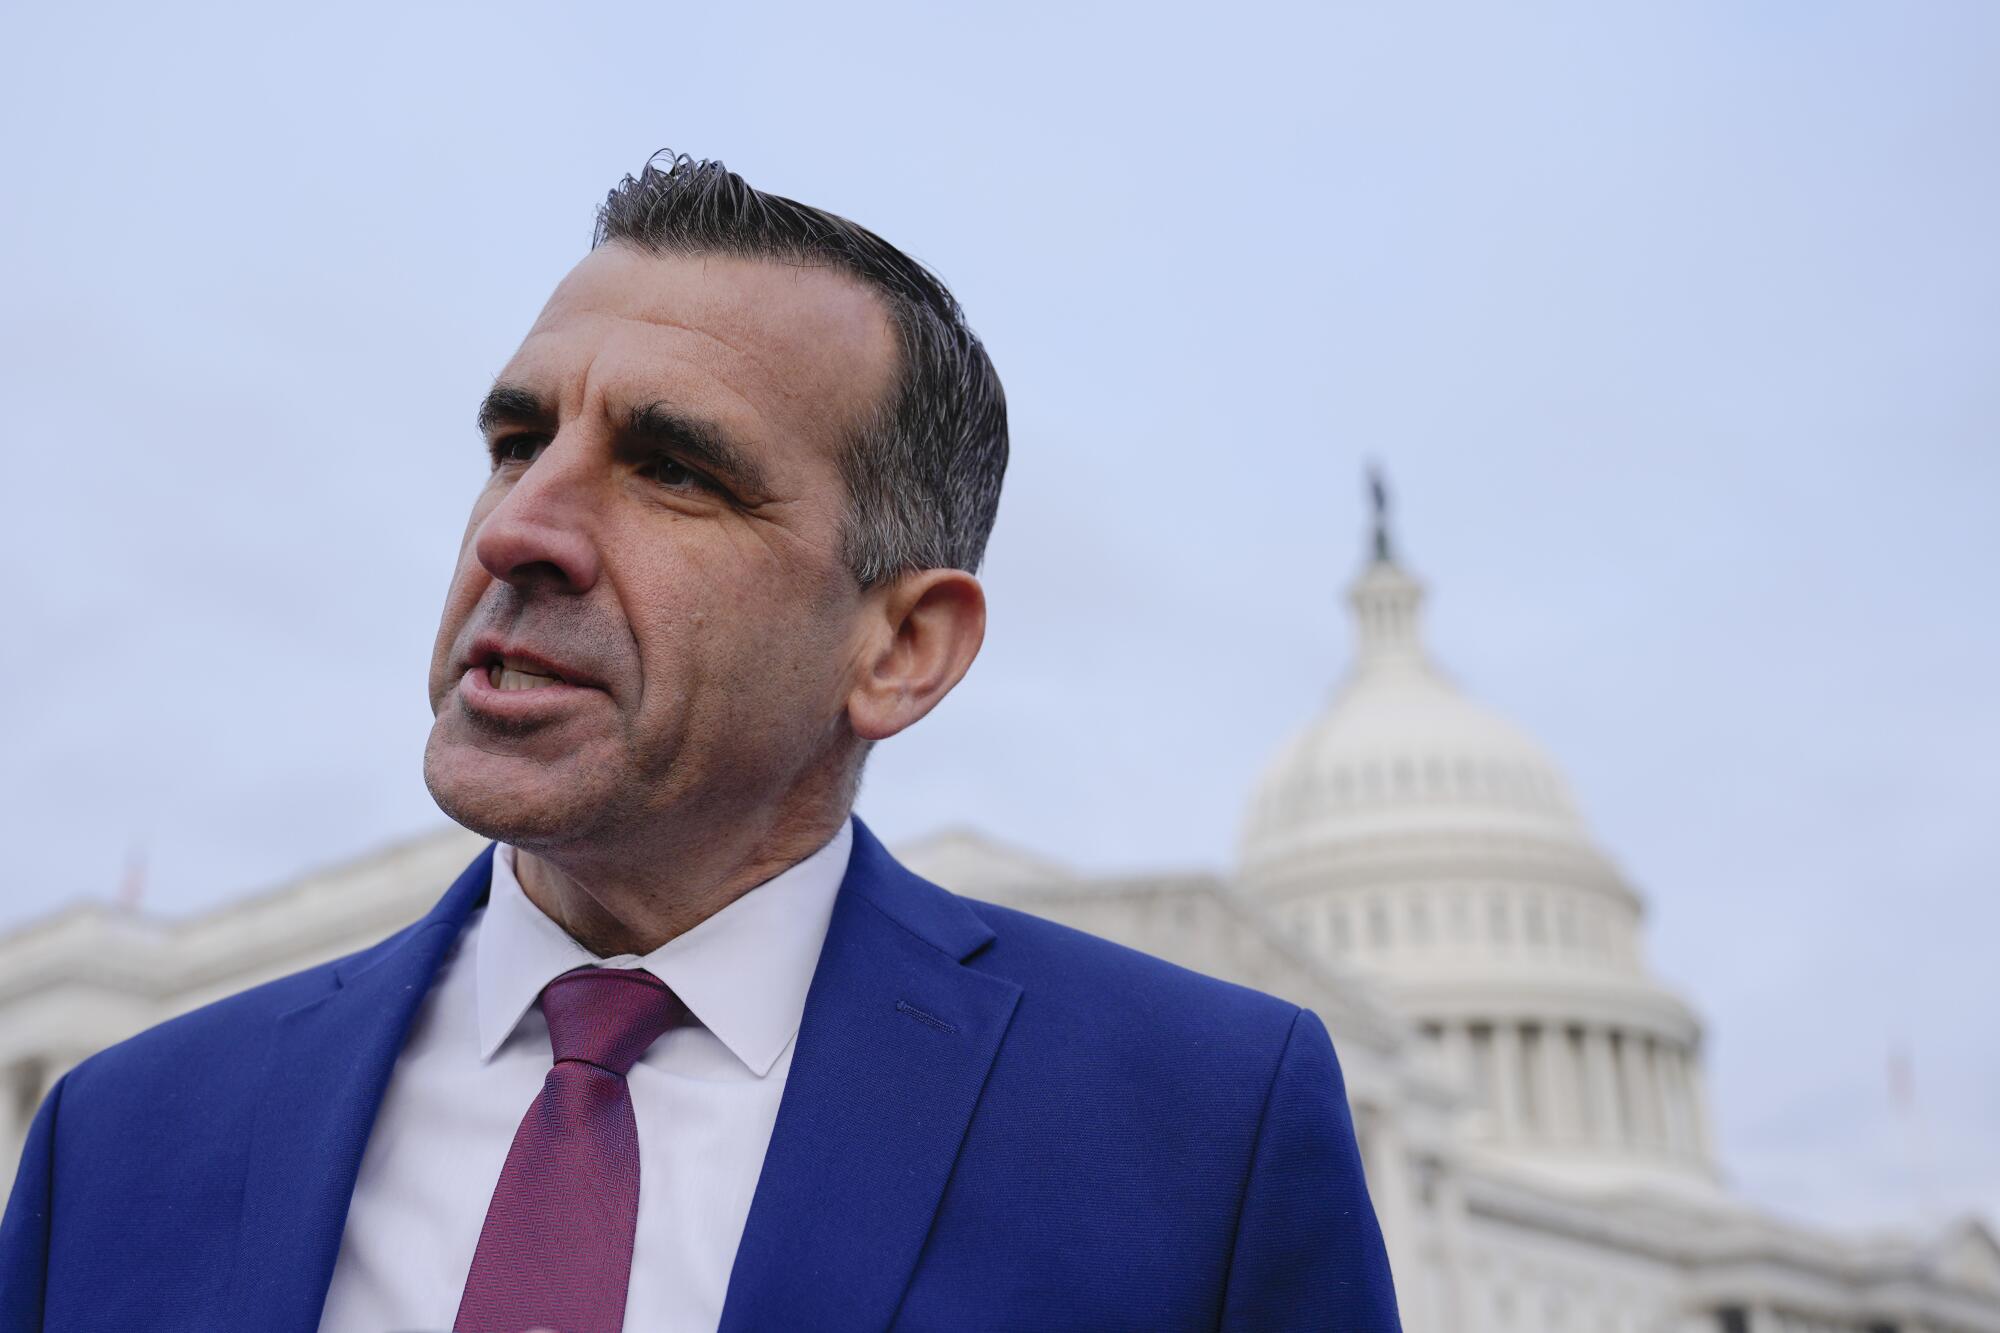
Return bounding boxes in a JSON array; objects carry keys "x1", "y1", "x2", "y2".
[{"x1": 4, "y1": 501, "x2": 1997, "y2": 1332}]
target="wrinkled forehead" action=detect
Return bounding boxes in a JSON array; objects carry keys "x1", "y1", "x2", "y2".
[{"x1": 504, "y1": 244, "x2": 901, "y2": 465}]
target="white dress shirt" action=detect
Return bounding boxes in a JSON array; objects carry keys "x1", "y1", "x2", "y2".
[{"x1": 318, "y1": 819, "x2": 853, "y2": 1333}]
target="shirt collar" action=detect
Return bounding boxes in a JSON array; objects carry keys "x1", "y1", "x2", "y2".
[{"x1": 475, "y1": 818, "x2": 854, "y2": 1077}]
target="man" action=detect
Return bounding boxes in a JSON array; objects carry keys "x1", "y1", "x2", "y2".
[{"x1": 0, "y1": 154, "x2": 1400, "y2": 1332}]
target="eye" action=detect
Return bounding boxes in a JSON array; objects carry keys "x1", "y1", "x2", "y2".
[
  {"x1": 490, "y1": 434, "x2": 547, "y2": 467},
  {"x1": 645, "y1": 455, "x2": 710, "y2": 491}
]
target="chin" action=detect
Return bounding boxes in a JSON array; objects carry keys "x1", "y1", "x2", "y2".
[{"x1": 422, "y1": 728, "x2": 601, "y2": 849}]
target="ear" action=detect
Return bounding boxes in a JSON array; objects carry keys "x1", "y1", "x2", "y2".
[{"x1": 846, "y1": 568, "x2": 987, "y2": 742}]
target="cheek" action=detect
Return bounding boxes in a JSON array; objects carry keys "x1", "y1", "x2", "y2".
[
  {"x1": 611, "y1": 496, "x2": 861, "y2": 714},
  {"x1": 627, "y1": 556, "x2": 851, "y2": 729}
]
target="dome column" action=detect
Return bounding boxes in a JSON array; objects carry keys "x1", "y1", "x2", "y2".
[
  {"x1": 1583, "y1": 1026, "x2": 1623, "y2": 1147},
  {"x1": 1439, "y1": 1021, "x2": 1472, "y2": 1103},
  {"x1": 1684, "y1": 1053, "x2": 1718, "y2": 1162},
  {"x1": 1653, "y1": 1042, "x2": 1690, "y2": 1157},
  {"x1": 1532, "y1": 1020, "x2": 1576, "y2": 1142},
  {"x1": 1491, "y1": 1022, "x2": 1523, "y2": 1140},
  {"x1": 1618, "y1": 1032, "x2": 1660, "y2": 1150}
]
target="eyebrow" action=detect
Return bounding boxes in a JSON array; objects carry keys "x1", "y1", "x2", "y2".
[
  {"x1": 475, "y1": 382, "x2": 770, "y2": 500},
  {"x1": 476, "y1": 383, "x2": 553, "y2": 435},
  {"x1": 623, "y1": 400, "x2": 770, "y2": 499}
]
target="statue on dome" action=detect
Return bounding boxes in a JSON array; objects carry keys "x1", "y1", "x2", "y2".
[{"x1": 1368, "y1": 462, "x2": 1395, "y2": 564}]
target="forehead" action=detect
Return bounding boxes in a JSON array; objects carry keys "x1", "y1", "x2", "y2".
[{"x1": 504, "y1": 244, "x2": 901, "y2": 466}]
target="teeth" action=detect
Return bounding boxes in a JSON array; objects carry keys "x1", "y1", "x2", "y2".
[{"x1": 488, "y1": 663, "x2": 560, "y2": 691}]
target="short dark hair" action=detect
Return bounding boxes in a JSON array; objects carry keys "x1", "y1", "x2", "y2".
[{"x1": 593, "y1": 152, "x2": 1008, "y2": 587}]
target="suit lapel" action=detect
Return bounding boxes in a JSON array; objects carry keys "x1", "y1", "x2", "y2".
[
  {"x1": 223, "y1": 843, "x2": 494, "y2": 1330},
  {"x1": 719, "y1": 818, "x2": 1021, "y2": 1333}
]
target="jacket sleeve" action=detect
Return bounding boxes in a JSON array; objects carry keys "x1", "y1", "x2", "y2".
[
  {"x1": 1219, "y1": 1007, "x2": 1402, "y2": 1331},
  {"x1": 0, "y1": 1076, "x2": 61, "y2": 1333}
]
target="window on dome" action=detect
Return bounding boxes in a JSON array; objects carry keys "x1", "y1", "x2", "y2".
[
  {"x1": 1305, "y1": 902, "x2": 1328, "y2": 949},
  {"x1": 1588, "y1": 907, "x2": 1610, "y2": 955},
  {"x1": 1524, "y1": 895, "x2": 1548, "y2": 947}
]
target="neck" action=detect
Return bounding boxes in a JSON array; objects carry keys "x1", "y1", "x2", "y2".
[{"x1": 512, "y1": 795, "x2": 851, "y2": 957}]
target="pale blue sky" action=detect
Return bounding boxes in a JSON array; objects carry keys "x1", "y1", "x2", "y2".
[{"x1": 3, "y1": 1, "x2": 1995, "y2": 1231}]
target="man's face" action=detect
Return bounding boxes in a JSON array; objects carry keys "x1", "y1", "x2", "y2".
[{"x1": 423, "y1": 244, "x2": 901, "y2": 853}]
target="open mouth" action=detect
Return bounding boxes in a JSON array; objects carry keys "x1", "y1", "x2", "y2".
[
  {"x1": 486, "y1": 657, "x2": 568, "y2": 691},
  {"x1": 460, "y1": 641, "x2": 601, "y2": 708}
]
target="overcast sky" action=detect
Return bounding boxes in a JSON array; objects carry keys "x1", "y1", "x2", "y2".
[{"x1": 4, "y1": 1, "x2": 1995, "y2": 1233}]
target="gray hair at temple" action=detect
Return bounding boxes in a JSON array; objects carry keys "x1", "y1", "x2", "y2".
[{"x1": 592, "y1": 152, "x2": 1009, "y2": 587}]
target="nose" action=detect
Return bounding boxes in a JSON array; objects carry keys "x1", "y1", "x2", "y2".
[{"x1": 472, "y1": 431, "x2": 604, "y2": 595}]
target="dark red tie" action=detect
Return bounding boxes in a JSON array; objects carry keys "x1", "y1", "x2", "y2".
[{"x1": 455, "y1": 965, "x2": 685, "y2": 1333}]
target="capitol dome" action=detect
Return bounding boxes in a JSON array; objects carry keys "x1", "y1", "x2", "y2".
[
  {"x1": 1241, "y1": 556, "x2": 1598, "y2": 878},
  {"x1": 1239, "y1": 476, "x2": 1719, "y2": 1193}
]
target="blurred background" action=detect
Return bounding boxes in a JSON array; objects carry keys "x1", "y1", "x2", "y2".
[{"x1": 3, "y1": 2, "x2": 1996, "y2": 1327}]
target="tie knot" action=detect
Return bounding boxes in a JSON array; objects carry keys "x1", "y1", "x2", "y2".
[{"x1": 538, "y1": 966, "x2": 684, "y2": 1076}]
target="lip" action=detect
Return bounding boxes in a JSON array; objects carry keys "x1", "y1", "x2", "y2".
[
  {"x1": 455, "y1": 634, "x2": 608, "y2": 722},
  {"x1": 457, "y1": 661, "x2": 605, "y2": 721},
  {"x1": 463, "y1": 635, "x2": 604, "y2": 691}
]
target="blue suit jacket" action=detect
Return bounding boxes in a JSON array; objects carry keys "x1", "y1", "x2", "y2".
[{"x1": 1, "y1": 817, "x2": 1399, "y2": 1331}]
